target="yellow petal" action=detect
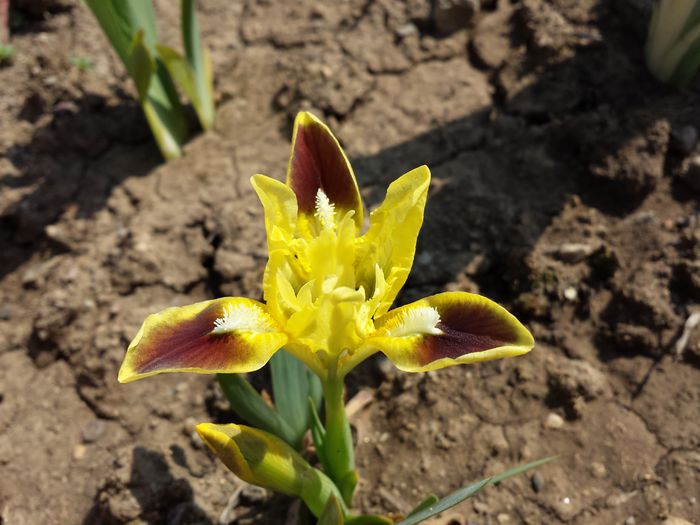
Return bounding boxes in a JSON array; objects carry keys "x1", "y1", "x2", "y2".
[
  {"x1": 251, "y1": 174, "x2": 298, "y2": 249},
  {"x1": 356, "y1": 165, "x2": 431, "y2": 317},
  {"x1": 366, "y1": 292, "x2": 534, "y2": 373},
  {"x1": 118, "y1": 298, "x2": 287, "y2": 383}
]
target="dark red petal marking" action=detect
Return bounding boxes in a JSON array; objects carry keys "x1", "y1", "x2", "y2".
[
  {"x1": 417, "y1": 300, "x2": 529, "y2": 365},
  {"x1": 132, "y1": 304, "x2": 254, "y2": 374},
  {"x1": 288, "y1": 114, "x2": 361, "y2": 215}
]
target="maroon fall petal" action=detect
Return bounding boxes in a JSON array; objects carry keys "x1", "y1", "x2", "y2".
[{"x1": 287, "y1": 112, "x2": 362, "y2": 219}]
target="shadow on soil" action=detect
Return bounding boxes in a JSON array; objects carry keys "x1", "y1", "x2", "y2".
[
  {"x1": 0, "y1": 95, "x2": 161, "y2": 279},
  {"x1": 82, "y1": 447, "x2": 213, "y2": 525}
]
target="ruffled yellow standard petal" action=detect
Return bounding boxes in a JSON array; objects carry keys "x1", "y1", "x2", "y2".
[
  {"x1": 118, "y1": 298, "x2": 287, "y2": 383},
  {"x1": 356, "y1": 165, "x2": 431, "y2": 318},
  {"x1": 366, "y1": 292, "x2": 534, "y2": 373},
  {"x1": 250, "y1": 174, "x2": 298, "y2": 251},
  {"x1": 286, "y1": 111, "x2": 363, "y2": 231}
]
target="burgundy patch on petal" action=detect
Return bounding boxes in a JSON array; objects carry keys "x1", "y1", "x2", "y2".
[
  {"x1": 289, "y1": 117, "x2": 360, "y2": 214},
  {"x1": 133, "y1": 304, "x2": 252, "y2": 374},
  {"x1": 418, "y1": 328, "x2": 506, "y2": 365},
  {"x1": 418, "y1": 302, "x2": 522, "y2": 365}
]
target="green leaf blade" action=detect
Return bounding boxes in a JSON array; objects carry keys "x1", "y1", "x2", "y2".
[
  {"x1": 180, "y1": 0, "x2": 214, "y2": 129},
  {"x1": 397, "y1": 457, "x2": 557, "y2": 525},
  {"x1": 217, "y1": 373, "x2": 297, "y2": 445},
  {"x1": 271, "y1": 350, "x2": 314, "y2": 447}
]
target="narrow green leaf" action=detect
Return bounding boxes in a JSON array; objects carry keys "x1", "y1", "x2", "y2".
[
  {"x1": 217, "y1": 373, "x2": 297, "y2": 445},
  {"x1": 122, "y1": 0, "x2": 159, "y2": 52},
  {"x1": 156, "y1": 45, "x2": 197, "y2": 99},
  {"x1": 489, "y1": 456, "x2": 557, "y2": 484},
  {"x1": 141, "y1": 100, "x2": 182, "y2": 160},
  {"x1": 308, "y1": 397, "x2": 328, "y2": 469},
  {"x1": 397, "y1": 457, "x2": 557, "y2": 525},
  {"x1": 270, "y1": 350, "x2": 312, "y2": 447},
  {"x1": 128, "y1": 30, "x2": 155, "y2": 99},
  {"x1": 180, "y1": 0, "x2": 214, "y2": 129},
  {"x1": 84, "y1": 0, "x2": 159, "y2": 68},
  {"x1": 85, "y1": 0, "x2": 187, "y2": 161},
  {"x1": 345, "y1": 516, "x2": 394, "y2": 525},
  {"x1": 406, "y1": 495, "x2": 439, "y2": 517},
  {"x1": 317, "y1": 496, "x2": 344, "y2": 525},
  {"x1": 668, "y1": 27, "x2": 700, "y2": 87},
  {"x1": 308, "y1": 368, "x2": 323, "y2": 412},
  {"x1": 84, "y1": 0, "x2": 134, "y2": 67},
  {"x1": 396, "y1": 479, "x2": 490, "y2": 525}
]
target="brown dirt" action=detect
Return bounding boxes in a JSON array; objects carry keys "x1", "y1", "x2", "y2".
[{"x1": 1, "y1": 0, "x2": 699, "y2": 524}]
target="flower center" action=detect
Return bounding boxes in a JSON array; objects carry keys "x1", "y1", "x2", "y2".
[
  {"x1": 211, "y1": 303, "x2": 272, "y2": 334},
  {"x1": 387, "y1": 306, "x2": 443, "y2": 337},
  {"x1": 314, "y1": 189, "x2": 335, "y2": 230}
]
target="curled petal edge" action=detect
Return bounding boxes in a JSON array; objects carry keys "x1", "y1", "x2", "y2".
[
  {"x1": 357, "y1": 291, "x2": 534, "y2": 373},
  {"x1": 118, "y1": 298, "x2": 288, "y2": 383}
]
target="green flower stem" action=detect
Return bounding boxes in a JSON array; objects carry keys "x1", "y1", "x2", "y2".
[{"x1": 322, "y1": 375, "x2": 357, "y2": 506}]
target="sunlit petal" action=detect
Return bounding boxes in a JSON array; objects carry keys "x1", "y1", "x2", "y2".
[
  {"x1": 118, "y1": 298, "x2": 287, "y2": 383},
  {"x1": 367, "y1": 292, "x2": 534, "y2": 372},
  {"x1": 286, "y1": 111, "x2": 363, "y2": 230},
  {"x1": 251, "y1": 174, "x2": 298, "y2": 250},
  {"x1": 356, "y1": 165, "x2": 430, "y2": 317}
]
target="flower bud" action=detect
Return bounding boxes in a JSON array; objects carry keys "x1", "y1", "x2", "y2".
[
  {"x1": 196, "y1": 422, "x2": 346, "y2": 517},
  {"x1": 197, "y1": 422, "x2": 306, "y2": 495}
]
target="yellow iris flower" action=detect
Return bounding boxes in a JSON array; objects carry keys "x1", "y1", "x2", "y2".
[{"x1": 118, "y1": 112, "x2": 533, "y2": 384}]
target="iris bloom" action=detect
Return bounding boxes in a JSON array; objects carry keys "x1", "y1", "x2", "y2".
[{"x1": 118, "y1": 112, "x2": 533, "y2": 385}]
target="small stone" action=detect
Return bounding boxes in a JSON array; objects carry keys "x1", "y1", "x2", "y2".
[
  {"x1": 472, "y1": 500, "x2": 489, "y2": 513},
  {"x1": 605, "y1": 491, "x2": 635, "y2": 508},
  {"x1": 396, "y1": 23, "x2": 418, "y2": 38},
  {"x1": 624, "y1": 517, "x2": 636, "y2": 525},
  {"x1": 189, "y1": 431, "x2": 204, "y2": 449},
  {"x1": 182, "y1": 417, "x2": 198, "y2": 437},
  {"x1": 432, "y1": 0, "x2": 479, "y2": 35},
  {"x1": 554, "y1": 243, "x2": 593, "y2": 263},
  {"x1": 671, "y1": 125, "x2": 698, "y2": 155},
  {"x1": 81, "y1": 419, "x2": 106, "y2": 443},
  {"x1": 530, "y1": 473, "x2": 543, "y2": 493},
  {"x1": 563, "y1": 286, "x2": 578, "y2": 302},
  {"x1": 73, "y1": 444, "x2": 87, "y2": 460},
  {"x1": 497, "y1": 513, "x2": 512, "y2": 524},
  {"x1": 0, "y1": 306, "x2": 12, "y2": 320},
  {"x1": 591, "y1": 461, "x2": 607, "y2": 479},
  {"x1": 22, "y1": 262, "x2": 49, "y2": 288},
  {"x1": 680, "y1": 155, "x2": 700, "y2": 192},
  {"x1": 547, "y1": 359, "x2": 611, "y2": 403},
  {"x1": 662, "y1": 518, "x2": 694, "y2": 525},
  {"x1": 544, "y1": 412, "x2": 564, "y2": 429}
]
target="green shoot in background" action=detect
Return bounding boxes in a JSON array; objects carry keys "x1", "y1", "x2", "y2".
[
  {"x1": 646, "y1": 0, "x2": 700, "y2": 87},
  {"x1": 84, "y1": 0, "x2": 215, "y2": 160}
]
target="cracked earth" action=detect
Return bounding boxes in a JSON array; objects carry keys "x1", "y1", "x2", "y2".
[{"x1": 1, "y1": 0, "x2": 699, "y2": 524}]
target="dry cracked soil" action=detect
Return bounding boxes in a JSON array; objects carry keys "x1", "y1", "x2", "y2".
[{"x1": 1, "y1": 0, "x2": 700, "y2": 524}]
